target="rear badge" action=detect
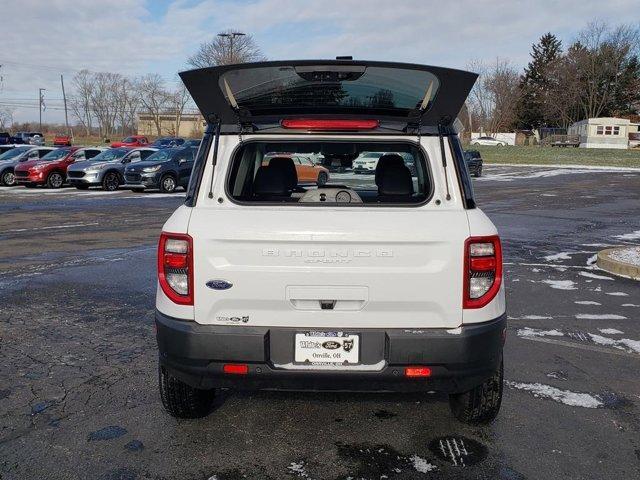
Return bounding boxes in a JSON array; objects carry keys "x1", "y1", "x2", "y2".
[{"x1": 206, "y1": 280, "x2": 233, "y2": 290}]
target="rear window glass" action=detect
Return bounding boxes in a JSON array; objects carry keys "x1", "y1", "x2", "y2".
[
  {"x1": 220, "y1": 66, "x2": 439, "y2": 116},
  {"x1": 227, "y1": 141, "x2": 431, "y2": 206}
]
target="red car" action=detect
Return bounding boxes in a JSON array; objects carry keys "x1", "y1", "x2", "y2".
[
  {"x1": 110, "y1": 135, "x2": 149, "y2": 148},
  {"x1": 53, "y1": 135, "x2": 72, "y2": 146},
  {"x1": 14, "y1": 146, "x2": 104, "y2": 188}
]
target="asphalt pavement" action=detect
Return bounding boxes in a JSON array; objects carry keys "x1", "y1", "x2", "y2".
[{"x1": 0, "y1": 165, "x2": 639, "y2": 480}]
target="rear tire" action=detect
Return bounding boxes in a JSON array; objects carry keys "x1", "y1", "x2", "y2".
[
  {"x1": 159, "y1": 366, "x2": 215, "y2": 418},
  {"x1": 46, "y1": 172, "x2": 64, "y2": 189},
  {"x1": 474, "y1": 168, "x2": 482, "y2": 178},
  {"x1": 449, "y1": 358, "x2": 503, "y2": 424},
  {"x1": 317, "y1": 171, "x2": 328, "y2": 186}
]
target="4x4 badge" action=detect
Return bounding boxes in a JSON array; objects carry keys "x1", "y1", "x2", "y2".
[{"x1": 206, "y1": 280, "x2": 233, "y2": 290}]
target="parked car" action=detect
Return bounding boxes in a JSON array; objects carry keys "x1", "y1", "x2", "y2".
[
  {"x1": 124, "y1": 146, "x2": 196, "y2": 193},
  {"x1": 12, "y1": 132, "x2": 45, "y2": 145},
  {"x1": 629, "y1": 132, "x2": 640, "y2": 149},
  {"x1": 463, "y1": 150, "x2": 483, "y2": 177},
  {"x1": 353, "y1": 151, "x2": 385, "y2": 174},
  {"x1": 110, "y1": 135, "x2": 149, "y2": 148},
  {"x1": 0, "y1": 146, "x2": 56, "y2": 186},
  {"x1": 184, "y1": 138, "x2": 202, "y2": 148},
  {"x1": 154, "y1": 60, "x2": 505, "y2": 425},
  {"x1": 67, "y1": 147, "x2": 157, "y2": 191},
  {"x1": 263, "y1": 153, "x2": 330, "y2": 186},
  {"x1": 14, "y1": 146, "x2": 105, "y2": 188},
  {"x1": 0, "y1": 132, "x2": 11, "y2": 145},
  {"x1": 0, "y1": 145, "x2": 16, "y2": 155},
  {"x1": 53, "y1": 134, "x2": 72, "y2": 146},
  {"x1": 150, "y1": 137, "x2": 185, "y2": 149},
  {"x1": 470, "y1": 136, "x2": 507, "y2": 147}
]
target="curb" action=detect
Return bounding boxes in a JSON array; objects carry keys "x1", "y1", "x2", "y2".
[{"x1": 597, "y1": 247, "x2": 640, "y2": 281}]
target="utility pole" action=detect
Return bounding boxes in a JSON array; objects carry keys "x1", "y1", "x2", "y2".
[
  {"x1": 38, "y1": 88, "x2": 46, "y2": 132},
  {"x1": 60, "y1": 75, "x2": 70, "y2": 137},
  {"x1": 217, "y1": 32, "x2": 245, "y2": 64}
]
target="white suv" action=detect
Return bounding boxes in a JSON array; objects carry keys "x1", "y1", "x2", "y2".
[{"x1": 155, "y1": 60, "x2": 506, "y2": 424}]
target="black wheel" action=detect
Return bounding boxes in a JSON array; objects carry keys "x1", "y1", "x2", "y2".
[
  {"x1": 474, "y1": 168, "x2": 482, "y2": 178},
  {"x1": 159, "y1": 366, "x2": 215, "y2": 418},
  {"x1": 1, "y1": 169, "x2": 16, "y2": 186},
  {"x1": 317, "y1": 171, "x2": 328, "y2": 186},
  {"x1": 159, "y1": 174, "x2": 177, "y2": 193},
  {"x1": 449, "y1": 358, "x2": 503, "y2": 424},
  {"x1": 75, "y1": 185, "x2": 90, "y2": 190},
  {"x1": 102, "y1": 171, "x2": 120, "y2": 191},
  {"x1": 46, "y1": 172, "x2": 64, "y2": 189},
  {"x1": 132, "y1": 188, "x2": 145, "y2": 193}
]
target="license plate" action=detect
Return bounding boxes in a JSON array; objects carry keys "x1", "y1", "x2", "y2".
[{"x1": 294, "y1": 332, "x2": 359, "y2": 365}]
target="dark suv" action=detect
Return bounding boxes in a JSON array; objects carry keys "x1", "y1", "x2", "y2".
[{"x1": 124, "y1": 146, "x2": 196, "y2": 193}]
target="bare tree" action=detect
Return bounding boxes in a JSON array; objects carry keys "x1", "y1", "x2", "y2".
[
  {"x1": 572, "y1": 22, "x2": 640, "y2": 119},
  {"x1": 69, "y1": 70, "x2": 94, "y2": 136},
  {"x1": 136, "y1": 74, "x2": 170, "y2": 136},
  {"x1": 90, "y1": 72, "x2": 122, "y2": 137},
  {"x1": 113, "y1": 77, "x2": 138, "y2": 135},
  {"x1": 168, "y1": 83, "x2": 191, "y2": 136},
  {"x1": 187, "y1": 30, "x2": 265, "y2": 68},
  {"x1": 467, "y1": 59, "x2": 521, "y2": 134},
  {"x1": 0, "y1": 106, "x2": 13, "y2": 130}
]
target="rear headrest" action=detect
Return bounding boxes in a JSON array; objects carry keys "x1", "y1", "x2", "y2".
[
  {"x1": 375, "y1": 154, "x2": 406, "y2": 188},
  {"x1": 267, "y1": 156, "x2": 298, "y2": 190},
  {"x1": 378, "y1": 163, "x2": 414, "y2": 196},
  {"x1": 253, "y1": 166, "x2": 289, "y2": 196}
]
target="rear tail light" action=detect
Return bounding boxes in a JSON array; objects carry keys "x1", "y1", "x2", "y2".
[
  {"x1": 281, "y1": 119, "x2": 379, "y2": 131},
  {"x1": 158, "y1": 232, "x2": 193, "y2": 305},
  {"x1": 463, "y1": 235, "x2": 502, "y2": 309}
]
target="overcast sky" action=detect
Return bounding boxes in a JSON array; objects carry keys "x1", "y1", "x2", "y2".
[{"x1": 2, "y1": 0, "x2": 638, "y2": 124}]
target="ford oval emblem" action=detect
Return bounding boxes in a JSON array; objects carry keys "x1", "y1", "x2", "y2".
[
  {"x1": 206, "y1": 280, "x2": 233, "y2": 290},
  {"x1": 322, "y1": 341, "x2": 341, "y2": 350}
]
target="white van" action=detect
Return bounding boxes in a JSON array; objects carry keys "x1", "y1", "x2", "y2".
[{"x1": 155, "y1": 60, "x2": 506, "y2": 424}]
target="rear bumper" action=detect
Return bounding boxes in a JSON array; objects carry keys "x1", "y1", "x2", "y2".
[{"x1": 156, "y1": 311, "x2": 506, "y2": 394}]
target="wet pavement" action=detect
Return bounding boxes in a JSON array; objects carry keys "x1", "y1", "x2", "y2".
[{"x1": 0, "y1": 166, "x2": 639, "y2": 480}]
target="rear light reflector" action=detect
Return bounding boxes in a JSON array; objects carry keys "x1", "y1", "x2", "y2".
[
  {"x1": 223, "y1": 364, "x2": 248, "y2": 375},
  {"x1": 158, "y1": 232, "x2": 193, "y2": 305},
  {"x1": 281, "y1": 119, "x2": 379, "y2": 131},
  {"x1": 463, "y1": 235, "x2": 502, "y2": 309},
  {"x1": 404, "y1": 367, "x2": 432, "y2": 377}
]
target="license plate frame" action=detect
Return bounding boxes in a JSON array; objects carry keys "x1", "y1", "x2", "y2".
[{"x1": 294, "y1": 331, "x2": 360, "y2": 366}]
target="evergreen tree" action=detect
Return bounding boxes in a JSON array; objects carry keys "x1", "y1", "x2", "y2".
[{"x1": 515, "y1": 33, "x2": 563, "y2": 129}]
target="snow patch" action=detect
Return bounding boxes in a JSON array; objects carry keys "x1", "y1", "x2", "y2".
[
  {"x1": 288, "y1": 461, "x2": 309, "y2": 478},
  {"x1": 574, "y1": 300, "x2": 601, "y2": 306},
  {"x1": 575, "y1": 314, "x2": 627, "y2": 320},
  {"x1": 589, "y1": 334, "x2": 640, "y2": 354},
  {"x1": 506, "y1": 381, "x2": 603, "y2": 408},
  {"x1": 586, "y1": 254, "x2": 598, "y2": 265},
  {"x1": 542, "y1": 279, "x2": 577, "y2": 290},
  {"x1": 544, "y1": 252, "x2": 572, "y2": 261},
  {"x1": 622, "y1": 304, "x2": 639, "y2": 307},
  {"x1": 614, "y1": 230, "x2": 640, "y2": 241},
  {"x1": 609, "y1": 247, "x2": 640, "y2": 266},
  {"x1": 410, "y1": 455, "x2": 437, "y2": 473},
  {"x1": 599, "y1": 328, "x2": 623, "y2": 335},
  {"x1": 521, "y1": 315, "x2": 553, "y2": 320},
  {"x1": 606, "y1": 292, "x2": 629, "y2": 297},
  {"x1": 579, "y1": 271, "x2": 614, "y2": 281},
  {"x1": 517, "y1": 327, "x2": 563, "y2": 338}
]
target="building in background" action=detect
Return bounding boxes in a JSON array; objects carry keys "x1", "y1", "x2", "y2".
[
  {"x1": 137, "y1": 113, "x2": 204, "y2": 138},
  {"x1": 568, "y1": 117, "x2": 634, "y2": 149}
]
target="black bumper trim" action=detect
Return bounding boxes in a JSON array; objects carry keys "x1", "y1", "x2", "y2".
[{"x1": 156, "y1": 311, "x2": 506, "y2": 393}]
